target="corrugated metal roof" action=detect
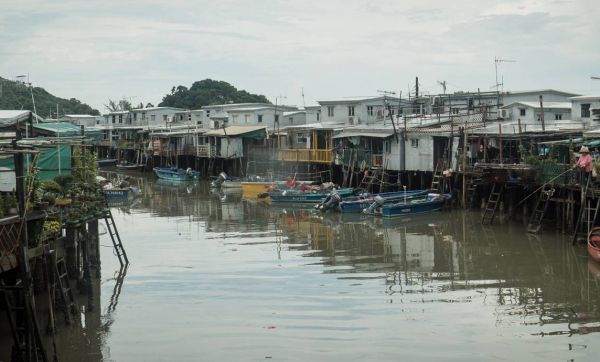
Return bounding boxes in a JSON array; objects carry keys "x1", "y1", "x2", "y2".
[
  {"x1": 503, "y1": 101, "x2": 571, "y2": 109},
  {"x1": 33, "y1": 122, "x2": 81, "y2": 134},
  {"x1": 204, "y1": 125, "x2": 266, "y2": 137},
  {"x1": 333, "y1": 131, "x2": 394, "y2": 139}
]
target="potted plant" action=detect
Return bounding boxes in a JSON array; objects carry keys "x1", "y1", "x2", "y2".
[{"x1": 6, "y1": 191, "x2": 18, "y2": 215}]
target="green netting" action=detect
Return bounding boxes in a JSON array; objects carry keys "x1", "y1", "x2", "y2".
[{"x1": 0, "y1": 146, "x2": 72, "y2": 181}]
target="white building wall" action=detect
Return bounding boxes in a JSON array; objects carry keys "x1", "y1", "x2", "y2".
[
  {"x1": 572, "y1": 99, "x2": 600, "y2": 122},
  {"x1": 221, "y1": 138, "x2": 243, "y2": 158},
  {"x1": 405, "y1": 135, "x2": 434, "y2": 171}
]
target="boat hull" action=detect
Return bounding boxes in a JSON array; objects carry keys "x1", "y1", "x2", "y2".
[
  {"x1": 588, "y1": 228, "x2": 600, "y2": 263},
  {"x1": 377, "y1": 193, "x2": 451, "y2": 217},
  {"x1": 153, "y1": 167, "x2": 200, "y2": 181},
  {"x1": 269, "y1": 188, "x2": 354, "y2": 203},
  {"x1": 338, "y1": 190, "x2": 428, "y2": 213},
  {"x1": 97, "y1": 159, "x2": 118, "y2": 167}
]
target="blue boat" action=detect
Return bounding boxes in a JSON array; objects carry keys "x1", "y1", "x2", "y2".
[
  {"x1": 366, "y1": 193, "x2": 452, "y2": 217},
  {"x1": 97, "y1": 158, "x2": 118, "y2": 167},
  {"x1": 268, "y1": 188, "x2": 354, "y2": 203},
  {"x1": 153, "y1": 167, "x2": 200, "y2": 181},
  {"x1": 319, "y1": 190, "x2": 429, "y2": 213}
]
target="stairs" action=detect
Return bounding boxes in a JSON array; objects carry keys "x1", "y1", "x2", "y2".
[
  {"x1": 572, "y1": 195, "x2": 600, "y2": 244},
  {"x1": 527, "y1": 184, "x2": 555, "y2": 233},
  {"x1": 481, "y1": 183, "x2": 504, "y2": 225}
]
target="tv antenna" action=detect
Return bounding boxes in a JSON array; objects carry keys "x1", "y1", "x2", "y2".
[
  {"x1": 437, "y1": 80, "x2": 447, "y2": 94},
  {"x1": 494, "y1": 56, "x2": 516, "y2": 108}
]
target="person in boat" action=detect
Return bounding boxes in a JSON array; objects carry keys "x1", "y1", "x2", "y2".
[{"x1": 573, "y1": 146, "x2": 593, "y2": 184}]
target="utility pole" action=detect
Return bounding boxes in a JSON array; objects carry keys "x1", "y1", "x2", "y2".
[
  {"x1": 415, "y1": 77, "x2": 419, "y2": 98},
  {"x1": 377, "y1": 90, "x2": 399, "y2": 142},
  {"x1": 539, "y1": 95, "x2": 545, "y2": 133}
]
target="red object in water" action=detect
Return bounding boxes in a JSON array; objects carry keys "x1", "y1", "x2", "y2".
[
  {"x1": 263, "y1": 326, "x2": 277, "y2": 329},
  {"x1": 587, "y1": 227, "x2": 600, "y2": 263}
]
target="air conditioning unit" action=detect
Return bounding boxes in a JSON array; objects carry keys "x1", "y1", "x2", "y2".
[
  {"x1": 501, "y1": 109, "x2": 507, "y2": 118},
  {"x1": 348, "y1": 117, "x2": 354, "y2": 124}
]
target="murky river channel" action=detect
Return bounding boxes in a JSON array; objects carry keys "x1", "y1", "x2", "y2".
[{"x1": 4, "y1": 174, "x2": 600, "y2": 361}]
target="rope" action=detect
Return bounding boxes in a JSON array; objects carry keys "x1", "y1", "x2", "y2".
[{"x1": 514, "y1": 168, "x2": 572, "y2": 208}]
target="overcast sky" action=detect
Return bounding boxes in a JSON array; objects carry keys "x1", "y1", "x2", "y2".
[{"x1": 1, "y1": 0, "x2": 599, "y2": 112}]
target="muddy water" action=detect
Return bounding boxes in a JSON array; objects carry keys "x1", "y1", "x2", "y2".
[{"x1": 3, "y1": 175, "x2": 600, "y2": 361}]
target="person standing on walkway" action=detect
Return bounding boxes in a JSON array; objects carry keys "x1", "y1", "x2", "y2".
[{"x1": 574, "y1": 146, "x2": 593, "y2": 185}]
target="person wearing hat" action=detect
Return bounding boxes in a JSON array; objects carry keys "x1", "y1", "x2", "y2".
[{"x1": 574, "y1": 146, "x2": 593, "y2": 172}]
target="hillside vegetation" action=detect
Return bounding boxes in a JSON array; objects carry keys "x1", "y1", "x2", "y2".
[
  {"x1": 159, "y1": 79, "x2": 270, "y2": 109},
  {"x1": 0, "y1": 77, "x2": 99, "y2": 117}
]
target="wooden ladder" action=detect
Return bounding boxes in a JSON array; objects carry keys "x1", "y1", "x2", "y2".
[
  {"x1": 103, "y1": 208, "x2": 129, "y2": 266},
  {"x1": 430, "y1": 164, "x2": 443, "y2": 192},
  {"x1": 527, "y1": 184, "x2": 555, "y2": 233},
  {"x1": 481, "y1": 183, "x2": 504, "y2": 225},
  {"x1": 54, "y1": 255, "x2": 79, "y2": 324},
  {"x1": 1, "y1": 280, "x2": 48, "y2": 362},
  {"x1": 572, "y1": 192, "x2": 600, "y2": 245}
]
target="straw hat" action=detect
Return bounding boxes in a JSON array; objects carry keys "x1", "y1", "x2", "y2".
[{"x1": 580, "y1": 146, "x2": 590, "y2": 153}]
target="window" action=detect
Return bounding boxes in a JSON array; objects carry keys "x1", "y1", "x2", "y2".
[
  {"x1": 112, "y1": 115, "x2": 116, "y2": 124},
  {"x1": 348, "y1": 106, "x2": 355, "y2": 117},
  {"x1": 97, "y1": 119, "x2": 101, "y2": 125},
  {"x1": 451, "y1": 108, "x2": 459, "y2": 115},
  {"x1": 231, "y1": 114, "x2": 238, "y2": 123},
  {"x1": 118, "y1": 114, "x2": 123, "y2": 123},
  {"x1": 316, "y1": 112, "x2": 320, "y2": 121},
  {"x1": 384, "y1": 141, "x2": 391, "y2": 153},
  {"x1": 179, "y1": 114, "x2": 184, "y2": 121},
  {"x1": 206, "y1": 110, "x2": 211, "y2": 117},
  {"x1": 410, "y1": 139, "x2": 419, "y2": 148},
  {"x1": 142, "y1": 112, "x2": 146, "y2": 120},
  {"x1": 133, "y1": 113, "x2": 137, "y2": 121},
  {"x1": 555, "y1": 114, "x2": 562, "y2": 120},
  {"x1": 519, "y1": 108, "x2": 526, "y2": 116},
  {"x1": 296, "y1": 133, "x2": 308, "y2": 144},
  {"x1": 150, "y1": 115, "x2": 156, "y2": 121},
  {"x1": 328, "y1": 106, "x2": 334, "y2": 117},
  {"x1": 367, "y1": 106, "x2": 374, "y2": 116},
  {"x1": 289, "y1": 117, "x2": 293, "y2": 124},
  {"x1": 163, "y1": 115, "x2": 168, "y2": 121},
  {"x1": 197, "y1": 120, "x2": 203, "y2": 125},
  {"x1": 275, "y1": 115, "x2": 279, "y2": 123},
  {"x1": 582, "y1": 103, "x2": 591, "y2": 118},
  {"x1": 257, "y1": 114, "x2": 263, "y2": 123},
  {"x1": 244, "y1": 114, "x2": 249, "y2": 123}
]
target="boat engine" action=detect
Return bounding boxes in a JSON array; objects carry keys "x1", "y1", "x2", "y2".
[
  {"x1": 211, "y1": 172, "x2": 228, "y2": 188},
  {"x1": 316, "y1": 190, "x2": 342, "y2": 211},
  {"x1": 363, "y1": 195, "x2": 385, "y2": 214}
]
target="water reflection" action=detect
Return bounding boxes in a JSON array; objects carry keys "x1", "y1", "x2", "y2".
[{"x1": 6, "y1": 173, "x2": 596, "y2": 361}]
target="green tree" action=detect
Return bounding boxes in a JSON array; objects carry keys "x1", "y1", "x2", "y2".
[{"x1": 158, "y1": 79, "x2": 270, "y2": 109}]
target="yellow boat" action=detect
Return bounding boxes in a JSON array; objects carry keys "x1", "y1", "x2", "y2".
[
  {"x1": 241, "y1": 180, "x2": 314, "y2": 198},
  {"x1": 241, "y1": 181, "x2": 275, "y2": 196}
]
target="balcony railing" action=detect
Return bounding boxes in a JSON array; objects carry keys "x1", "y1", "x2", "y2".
[
  {"x1": 277, "y1": 149, "x2": 333, "y2": 164},
  {"x1": 117, "y1": 140, "x2": 136, "y2": 149},
  {"x1": 197, "y1": 144, "x2": 216, "y2": 158}
]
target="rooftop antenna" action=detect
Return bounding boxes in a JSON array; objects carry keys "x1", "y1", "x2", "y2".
[
  {"x1": 437, "y1": 80, "x2": 447, "y2": 94},
  {"x1": 301, "y1": 87, "x2": 306, "y2": 109},
  {"x1": 377, "y1": 90, "x2": 399, "y2": 142},
  {"x1": 16, "y1": 74, "x2": 37, "y2": 118},
  {"x1": 494, "y1": 56, "x2": 516, "y2": 110}
]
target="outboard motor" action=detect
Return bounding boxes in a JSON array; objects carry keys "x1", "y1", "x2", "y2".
[
  {"x1": 363, "y1": 195, "x2": 385, "y2": 214},
  {"x1": 316, "y1": 190, "x2": 342, "y2": 212},
  {"x1": 211, "y1": 172, "x2": 228, "y2": 188}
]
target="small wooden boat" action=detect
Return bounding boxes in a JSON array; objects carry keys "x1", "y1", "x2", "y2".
[
  {"x1": 210, "y1": 172, "x2": 242, "y2": 189},
  {"x1": 588, "y1": 227, "x2": 600, "y2": 263},
  {"x1": 366, "y1": 193, "x2": 451, "y2": 217},
  {"x1": 319, "y1": 190, "x2": 428, "y2": 213},
  {"x1": 97, "y1": 158, "x2": 118, "y2": 167},
  {"x1": 268, "y1": 188, "x2": 354, "y2": 203},
  {"x1": 116, "y1": 162, "x2": 144, "y2": 171},
  {"x1": 153, "y1": 167, "x2": 200, "y2": 181},
  {"x1": 241, "y1": 180, "x2": 312, "y2": 196}
]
